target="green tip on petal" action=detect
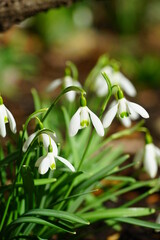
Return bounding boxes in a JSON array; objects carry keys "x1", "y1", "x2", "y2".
[
  {"x1": 145, "y1": 132, "x2": 153, "y2": 144},
  {"x1": 120, "y1": 112, "x2": 129, "y2": 118},
  {"x1": 50, "y1": 162, "x2": 56, "y2": 170},
  {"x1": 4, "y1": 116, "x2": 8, "y2": 123},
  {"x1": 0, "y1": 96, "x2": 3, "y2": 105},
  {"x1": 80, "y1": 120, "x2": 89, "y2": 127}
]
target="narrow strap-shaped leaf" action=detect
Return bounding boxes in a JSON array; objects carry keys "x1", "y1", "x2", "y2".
[
  {"x1": 80, "y1": 208, "x2": 155, "y2": 222},
  {"x1": 8, "y1": 216, "x2": 76, "y2": 234},
  {"x1": 115, "y1": 217, "x2": 160, "y2": 230},
  {"x1": 74, "y1": 154, "x2": 129, "y2": 193},
  {"x1": 25, "y1": 209, "x2": 89, "y2": 225}
]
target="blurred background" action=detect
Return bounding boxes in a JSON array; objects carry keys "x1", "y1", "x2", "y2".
[{"x1": 0, "y1": 0, "x2": 160, "y2": 141}]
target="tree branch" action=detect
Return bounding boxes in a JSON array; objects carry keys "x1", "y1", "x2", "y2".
[{"x1": 0, "y1": 0, "x2": 76, "y2": 32}]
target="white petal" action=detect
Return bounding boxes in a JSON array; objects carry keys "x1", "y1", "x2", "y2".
[
  {"x1": 46, "y1": 79, "x2": 62, "y2": 92},
  {"x1": 64, "y1": 76, "x2": 76, "y2": 102},
  {"x1": 37, "y1": 154, "x2": 50, "y2": 175},
  {"x1": 144, "y1": 143, "x2": 158, "y2": 178},
  {"x1": 0, "y1": 105, "x2": 7, "y2": 137},
  {"x1": 120, "y1": 117, "x2": 132, "y2": 128},
  {"x1": 22, "y1": 132, "x2": 37, "y2": 152},
  {"x1": 129, "y1": 107, "x2": 139, "y2": 120},
  {"x1": 35, "y1": 155, "x2": 45, "y2": 167},
  {"x1": 127, "y1": 101, "x2": 149, "y2": 119},
  {"x1": 118, "y1": 98, "x2": 128, "y2": 116},
  {"x1": 69, "y1": 108, "x2": 81, "y2": 137},
  {"x1": 116, "y1": 72, "x2": 137, "y2": 97},
  {"x1": 155, "y1": 146, "x2": 160, "y2": 157},
  {"x1": 87, "y1": 107, "x2": 104, "y2": 137},
  {"x1": 95, "y1": 75, "x2": 108, "y2": 97},
  {"x1": 56, "y1": 155, "x2": 75, "y2": 172},
  {"x1": 102, "y1": 104, "x2": 118, "y2": 128},
  {"x1": 133, "y1": 149, "x2": 144, "y2": 169},
  {"x1": 5, "y1": 107, "x2": 17, "y2": 134},
  {"x1": 42, "y1": 134, "x2": 58, "y2": 155}
]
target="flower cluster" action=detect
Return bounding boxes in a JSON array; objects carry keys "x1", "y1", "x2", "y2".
[{"x1": 23, "y1": 130, "x2": 75, "y2": 175}]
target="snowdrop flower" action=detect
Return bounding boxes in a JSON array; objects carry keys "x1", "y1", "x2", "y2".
[
  {"x1": 103, "y1": 90, "x2": 149, "y2": 128},
  {"x1": 35, "y1": 143, "x2": 75, "y2": 175},
  {"x1": 47, "y1": 72, "x2": 81, "y2": 102},
  {"x1": 23, "y1": 130, "x2": 57, "y2": 152},
  {"x1": 69, "y1": 95, "x2": 104, "y2": 137},
  {"x1": 95, "y1": 66, "x2": 136, "y2": 97},
  {"x1": 0, "y1": 96, "x2": 17, "y2": 137},
  {"x1": 134, "y1": 134, "x2": 160, "y2": 178}
]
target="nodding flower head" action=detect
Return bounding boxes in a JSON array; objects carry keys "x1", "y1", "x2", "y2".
[
  {"x1": 69, "y1": 95, "x2": 104, "y2": 137},
  {"x1": 0, "y1": 96, "x2": 17, "y2": 137},
  {"x1": 103, "y1": 90, "x2": 149, "y2": 128},
  {"x1": 22, "y1": 130, "x2": 57, "y2": 153},
  {"x1": 95, "y1": 66, "x2": 136, "y2": 97},
  {"x1": 35, "y1": 140, "x2": 75, "y2": 175},
  {"x1": 134, "y1": 134, "x2": 160, "y2": 178}
]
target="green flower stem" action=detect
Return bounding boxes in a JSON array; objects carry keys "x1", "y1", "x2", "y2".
[
  {"x1": 42, "y1": 86, "x2": 86, "y2": 123},
  {"x1": 57, "y1": 129, "x2": 94, "y2": 210},
  {"x1": 100, "y1": 72, "x2": 112, "y2": 116}
]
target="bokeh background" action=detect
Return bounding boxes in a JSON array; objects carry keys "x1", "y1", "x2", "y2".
[{"x1": 0, "y1": 0, "x2": 160, "y2": 145}]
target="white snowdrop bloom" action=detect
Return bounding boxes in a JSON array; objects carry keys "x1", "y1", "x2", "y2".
[
  {"x1": 23, "y1": 131, "x2": 57, "y2": 153},
  {"x1": 103, "y1": 97, "x2": 149, "y2": 128},
  {"x1": 0, "y1": 97, "x2": 17, "y2": 137},
  {"x1": 143, "y1": 143, "x2": 160, "y2": 178},
  {"x1": 69, "y1": 106, "x2": 104, "y2": 137},
  {"x1": 35, "y1": 149, "x2": 75, "y2": 175},
  {"x1": 47, "y1": 76, "x2": 81, "y2": 102},
  {"x1": 95, "y1": 66, "x2": 136, "y2": 97}
]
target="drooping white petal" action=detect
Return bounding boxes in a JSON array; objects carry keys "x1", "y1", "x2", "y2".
[
  {"x1": 5, "y1": 107, "x2": 17, "y2": 134},
  {"x1": 35, "y1": 155, "x2": 45, "y2": 167},
  {"x1": 95, "y1": 75, "x2": 108, "y2": 97},
  {"x1": 120, "y1": 117, "x2": 132, "y2": 128},
  {"x1": 56, "y1": 155, "x2": 75, "y2": 172},
  {"x1": 22, "y1": 132, "x2": 37, "y2": 152},
  {"x1": 46, "y1": 79, "x2": 62, "y2": 92},
  {"x1": 103, "y1": 103, "x2": 118, "y2": 128},
  {"x1": 127, "y1": 101, "x2": 149, "y2": 119},
  {"x1": 42, "y1": 133, "x2": 58, "y2": 155},
  {"x1": 64, "y1": 76, "x2": 76, "y2": 102},
  {"x1": 116, "y1": 72, "x2": 137, "y2": 97},
  {"x1": 37, "y1": 154, "x2": 50, "y2": 175},
  {"x1": 0, "y1": 105, "x2": 7, "y2": 137},
  {"x1": 129, "y1": 107, "x2": 139, "y2": 120},
  {"x1": 87, "y1": 107, "x2": 104, "y2": 137},
  {"x1": 134, "y1": 149, "x2": 144, "y2": 169},
  {"x1": 69, "y1": 108, "x2": 81, "y2": 137},
  {"x1": 155, "y1": 146, "x2": 160, "y2": 157},
  {"x1": 144, "y1": 143, "x2": 158, "y2": 178}
]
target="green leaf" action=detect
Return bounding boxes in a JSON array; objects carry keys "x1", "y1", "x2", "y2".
[
  {"x1": 31, "y1": 88, "x2": 41, "y2": 111},
  {"x1": 115, "y1": 217, "x2": 160, "y2": 230},
  {"x1": 81, "y1": 208, "x2": 155, "y2": 222},
  {"x1": 62, "y1": 107, "x2": 79, "y2": 168},
  {"x1": 21, "y1": 165, "x2": 35, "y2": 210},
  {"x1": 25, "y1": 209, "x2": 89, "y2": 225},
  {"x1": 0, "y1": 150, "x2": 19, "y2": 167},
  {"x1": 34, "y1": 178, "x2": 57, "y2": 186},
  {"x1": 8, "y1": 216, "x2": 76, "y2": 234},
  {"x1": 74, "y1": 154, "x2": 129, "y2": 193}
]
